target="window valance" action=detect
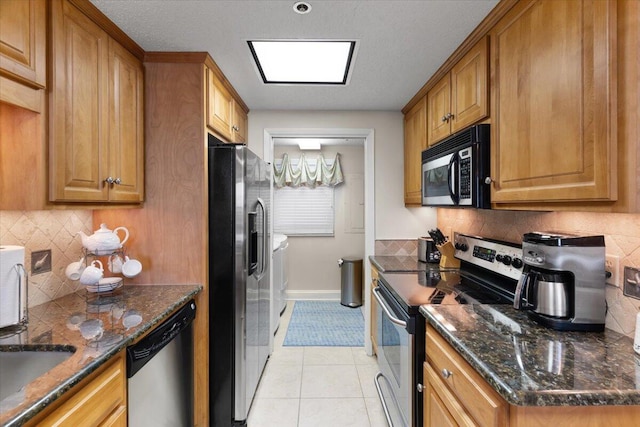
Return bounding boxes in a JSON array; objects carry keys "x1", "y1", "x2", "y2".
[{"x1": 273, "y1": 153, "x2": 344, "y2": 188}]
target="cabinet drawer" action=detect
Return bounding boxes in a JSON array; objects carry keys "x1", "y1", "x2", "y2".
[
  {"x1": 426, "y1": 326, "x2": 507, "y2": 427},
  {"x1": 425, "y1": 362, "x2": 477, "y2": 427},
  {"x1": 38, "y1": 354, "x2": 126, "y2": 427}
]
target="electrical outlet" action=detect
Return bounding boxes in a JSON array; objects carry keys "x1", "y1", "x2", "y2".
[
  {"x1": 605, "y1": 254, "x2": 620, "y2": 287},
  {"x1": 31, "y1": 249, "x2": 52, "y2": 275},
  {"x1": 623, "y1": 266, "x2": 640, "y2": 300}
]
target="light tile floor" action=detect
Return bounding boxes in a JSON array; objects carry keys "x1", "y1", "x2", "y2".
[{"x1": 248, "y1": 302, "x2": 388, "y2": 427}]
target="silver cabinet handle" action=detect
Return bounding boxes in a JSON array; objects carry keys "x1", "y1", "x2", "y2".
[
  {"x1": 441, "y1": 115, "x2": 447, "y2": 122},
  {"x1": 441, "y1": 368, "x2": 452, "y2": 379},
  {"x1": 446, "y1": 112, "x2": 454, "y2": 120},
  {"x1": 104, "y1": 177, "x2": 122, "y2": 185},
  {"x1": 372, "y1": 286, "x2": 407, "y2": 327},
  {"x1": 417, "y1": 383, "x2": 424, "y2": 393},
  {"x1": 232, "y1": 125, "x2": 240, "y2": 132},
  {"x1": 484, "y1": 176, "x2": 493, "y2": 185}
]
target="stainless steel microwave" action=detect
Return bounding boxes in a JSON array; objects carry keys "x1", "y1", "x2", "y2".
[{"x1": 421, "y1": 124, "x2": 491, "y2": 208}]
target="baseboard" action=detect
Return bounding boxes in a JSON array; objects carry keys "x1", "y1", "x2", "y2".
[{"x1": 286, "y1": 290, "x2": 341, "y2": 301}]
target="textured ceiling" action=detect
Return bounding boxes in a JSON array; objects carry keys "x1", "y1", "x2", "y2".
[{"x1": 90, "y1": 0, "x2": 498, "y2": 111}]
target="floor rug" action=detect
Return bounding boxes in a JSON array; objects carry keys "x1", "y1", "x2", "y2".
[{"x1": 283, "y1": 301, "x2": 364, "y2": 346}]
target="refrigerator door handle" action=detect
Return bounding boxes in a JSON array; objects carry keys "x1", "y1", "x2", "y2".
[
  {"x1": 256, "y1": 197, "x2": 268, "y2": 280},
  {"x1": 248, "y1": 212, "x2": 258, "y2": 276}
]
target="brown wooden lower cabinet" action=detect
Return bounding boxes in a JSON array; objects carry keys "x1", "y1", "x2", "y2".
[
  {"x1": 424, "y1": 325, "x2": 640, "y2": 427},
  {"x1": 26, "y1": 351, "x2": 126, "y2": 427}
]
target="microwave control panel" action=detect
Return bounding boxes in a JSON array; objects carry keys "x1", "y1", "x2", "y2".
[{"x1": 459, "y1": 148, "x2": 472, "y2": 201}]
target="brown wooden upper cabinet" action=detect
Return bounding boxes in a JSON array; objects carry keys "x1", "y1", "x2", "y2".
[
  {"x1": 207, "y1": 68, "x2": 248, "y2": 143},
  {"x1": 427, "y1": 37, "x2": 488, "y2": 146},
  {"x1": 489, "y1": 0, "x2": 617, "y2": 205},
  {"x1": 404, "y1": 96, "x2": 427, "y2": 206},
  {"x1": 49, "y1": 0, "x2": 144, "y2": 203},
  {"x1": 232, "y1": 103, "x2": 248, "y2": 143},
  {"x1": 0, "y1": 0, "x2": 46, "y2": 89}
]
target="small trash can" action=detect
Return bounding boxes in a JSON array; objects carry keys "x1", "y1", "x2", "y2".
[{"x1": 338, "y1": 257, "x2": 363, "y2": 308}]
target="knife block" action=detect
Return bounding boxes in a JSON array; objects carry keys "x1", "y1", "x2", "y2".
[{"x1": 436, "y1": 242, "x2": 460, "y2": 269}]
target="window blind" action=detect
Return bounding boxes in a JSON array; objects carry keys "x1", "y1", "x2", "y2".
[{"x1": 274, "y1": 185, "x2": 334, "y2": 236}]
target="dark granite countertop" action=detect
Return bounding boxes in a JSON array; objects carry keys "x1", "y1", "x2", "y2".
[
  {"x1": 420, "y1": 304, "x2": 640, "y2": 407},
  {"x1": 0, "y1": 284, "x2": 202, "y2": 426},
  {"x1": 370, "y1": 255, "x2": 435, "y2": 272}
]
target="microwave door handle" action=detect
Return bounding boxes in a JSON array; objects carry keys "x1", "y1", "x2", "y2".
[{"x1": 447, "y1": 153, "x2": 459, "y2": 204}]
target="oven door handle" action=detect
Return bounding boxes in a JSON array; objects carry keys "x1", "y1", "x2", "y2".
[
  {"x1": 373, "y1": 287, "x2": 407, "y2": 327},
  {"x1": 374, "y1": 372, "x2": 396, "y2": 427}
]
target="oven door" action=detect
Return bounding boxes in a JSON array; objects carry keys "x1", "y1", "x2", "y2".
[
  {"x1": 422, "y1": 150, "x2": 458, "y2": 206},
  {"x1": 373, "y1": 284, "x2": 412, "y2": 427}
]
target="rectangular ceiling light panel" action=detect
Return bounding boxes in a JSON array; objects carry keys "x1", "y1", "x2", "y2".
[{"x1": 248, "y1": 40, "x2": 356, "y2": 85}]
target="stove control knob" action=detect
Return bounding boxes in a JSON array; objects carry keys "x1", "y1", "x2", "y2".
[
  {"x1": 455, "y1": 242, "x2": 469, "y2": 252},
  {"x1": 495, "y1": 254, "x2": 504, "y2": 262},
  {"x1": 512, "y1": 258, "x2": 523, "y2": 269},
  {"x1": 501, "y1": 255, "x2": 512, "y2": 266}
]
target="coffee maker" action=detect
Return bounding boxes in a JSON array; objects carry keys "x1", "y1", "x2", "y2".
[{"x1": 513, "y1": 232, "x2": 606, "y2": 332}]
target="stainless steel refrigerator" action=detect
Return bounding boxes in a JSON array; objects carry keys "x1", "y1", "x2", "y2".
[{"x1": 208, "y1": 136, "x2": 271, "y2": 426}]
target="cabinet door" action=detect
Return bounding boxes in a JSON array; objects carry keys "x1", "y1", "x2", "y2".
[
  {"x1": 50, "y1": 0, "x2": 110, "y2": 202},
  {"x1": 426, "y1": 75, "x2": 451, "y2": 145},
  {"x1": 450, "y1": 37, "x2": 488, "y2": 134},
  {"x1": 0, "y1": 0, "x2": 46, "y2": 88},
  {"x1": 108, "y1": 38, "x2": 144, "y2": 202},
  {"x1": 232, "y1": 103, "x2": 248, "y2": 143},
  {"x1": 404, "y1": 96, "x2": 427, "y2": 206},
  {"x1": 34, "y1": 353, "x2": 126, "y2": 426},
  {"x1": 99, "y1": 405, "x2": 127, "y2": 427},
  {"x1": 490, "y1": 0, "x2": 617, "y2": 203},
  {"x1": 207, "y1": 68, "x2": 233, "y2": 142},
  {"x1": 424, "y1": 364, "x2": 458, "y2": 427}
]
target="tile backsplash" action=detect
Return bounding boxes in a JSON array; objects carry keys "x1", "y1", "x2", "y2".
[
  {"x1": 375, "y1": 239, "x2": 418, "y2": 256},
  {"x1": 0, "y1": 210, "x2": 92, "y2": 307},
  {"x1": 438, "y1": 208, "x2": 640, "y2": 337}
]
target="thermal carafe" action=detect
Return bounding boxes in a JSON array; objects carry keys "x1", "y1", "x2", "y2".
[{"x1": 514, "y1": 232, "x2": 606, "y2": 332}]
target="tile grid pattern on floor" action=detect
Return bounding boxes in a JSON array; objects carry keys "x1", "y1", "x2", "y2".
[{"x1": 248, "y1": 302, "x2": 387, "y2": 427}]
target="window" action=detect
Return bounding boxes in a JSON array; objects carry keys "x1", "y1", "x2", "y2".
[{"x1": 274, "y1": 186, "x2": 334, "y2": 236}]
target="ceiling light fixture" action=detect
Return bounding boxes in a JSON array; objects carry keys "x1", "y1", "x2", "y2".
[
  {"x1": 293, "y1": 2, "x2": 312, "y2": 14},
  {"x1": 297, "y1": 140, "x2": 322, "y2": 150},
  {"x1": 248, "y1": 39, "x2": 356, "y2": 85}
]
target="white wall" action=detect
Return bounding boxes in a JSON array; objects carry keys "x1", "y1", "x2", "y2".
[
  {"x1": 273, "y1": 145, "x2": 365, "y2": 294},
  {"x1": 247, "y1": 110, "x2": 437, "y2": 240}
]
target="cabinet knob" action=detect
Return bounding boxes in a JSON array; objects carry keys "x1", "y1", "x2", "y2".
[
  {"x1": 484, "y1": 177, "x2": 493, "y2": 185},
  {"x1": 441, "y1": 115, "x2": 448, "y2": 122},
  {"x1": 417, "y1": 383, "x2": 424, "y2": 393},
  {"x1": 441, "y1": 368, "x2": 452, "y2": 379},
  {"x1": 446, "y1": 112, "x2": 454, "y2": 120},
  {"x1": 105, "y1": 177, "x2": 122, "y2": 185},
  {"x1": 232, "y1": 125, "x2": 240, "y2": 132}
]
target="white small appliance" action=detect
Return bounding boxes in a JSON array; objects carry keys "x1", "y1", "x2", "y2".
[{"x1": 0, "y1": 245, "x2": 27, "y2": 329}]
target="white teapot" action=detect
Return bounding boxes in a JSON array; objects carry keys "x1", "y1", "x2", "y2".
[{"x1": 77, "y1": 223, "x2": 129, "y2": 254}]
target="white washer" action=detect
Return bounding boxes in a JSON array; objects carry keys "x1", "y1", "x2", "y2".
[{"x1": 271, "y1": 234, "x2": 287, "y2": 335}]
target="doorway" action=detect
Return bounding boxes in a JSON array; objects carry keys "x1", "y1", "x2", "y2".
[{"x1": 263, "y1": 128, "x2": 375, "y2": 355}]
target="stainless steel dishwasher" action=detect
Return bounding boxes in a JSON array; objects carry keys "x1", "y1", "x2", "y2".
[{"x1": 126, "y1": 300, "x2": 196, "y2": 427}]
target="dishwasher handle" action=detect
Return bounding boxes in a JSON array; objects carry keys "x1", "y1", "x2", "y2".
[{"x1": 126, "y1": 300, "x2": 196, "y2": 378}]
